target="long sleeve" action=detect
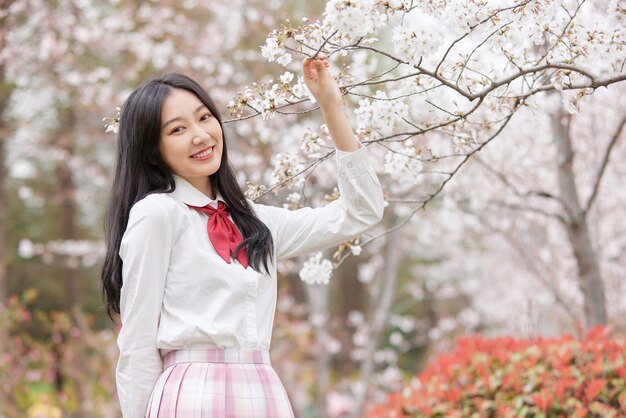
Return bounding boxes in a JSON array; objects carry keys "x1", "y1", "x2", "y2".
[
  {"x1": 251, "y1": 141, "x2": 385, "y2": 261},
  {"x1": 116, "y1": 195, "x2": 174, "y2": 418}
]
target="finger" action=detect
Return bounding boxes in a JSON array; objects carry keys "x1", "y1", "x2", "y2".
[
  {"x1": 303, "y1": 59, "x2": 317, "y2": 76},
  {"x1": 306, "y1": 62, "x2": 320, "y2": 74},
  {"x1": 311, "y1": 52, "x2": 327, "y2": 61},
  {"x1": 305, "y1": 64, "x2": 318, "y2": 80}
]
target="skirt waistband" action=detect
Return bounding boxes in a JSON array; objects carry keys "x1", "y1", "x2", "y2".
[{"x1": 163, "y1": 348, "x2": 271, "y2": 369}]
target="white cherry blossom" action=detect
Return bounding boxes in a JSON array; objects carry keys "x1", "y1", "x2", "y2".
[{"x1": 299, "y1": 252, "x2": 334, "y2": 285}]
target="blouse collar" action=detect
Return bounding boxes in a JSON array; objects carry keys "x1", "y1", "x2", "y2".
[{"x1": 170, "y1": 174, "x2": 224, "y2": 207}]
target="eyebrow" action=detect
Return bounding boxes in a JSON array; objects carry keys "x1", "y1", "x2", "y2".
[{"x1": 161, "y1": 104, "x2": 209, "y2": 130}]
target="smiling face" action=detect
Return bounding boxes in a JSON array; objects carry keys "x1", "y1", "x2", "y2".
[{"x1": 159, "y1": 88, "x2": 223, "y2": 196}]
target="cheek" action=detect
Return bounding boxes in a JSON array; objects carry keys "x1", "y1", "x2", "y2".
[{"x1": 158, "y1": 140, "x2": 179, "y2": 163}]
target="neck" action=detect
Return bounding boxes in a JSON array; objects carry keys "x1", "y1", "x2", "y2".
[{"x1": 186, "y1": 176, "x2": 215, "y2": 200}]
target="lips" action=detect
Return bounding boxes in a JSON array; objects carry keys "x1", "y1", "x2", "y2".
[{"x1": 190, "y1": 146, "x2": 214, "y2": 158}]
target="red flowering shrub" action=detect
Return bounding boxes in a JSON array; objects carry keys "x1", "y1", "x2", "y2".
[{"x1": 366, "y1": 326, "x2": 626, "y2": 418}]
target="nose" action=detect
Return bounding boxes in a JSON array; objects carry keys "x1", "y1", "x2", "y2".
[{"x1": 191, "y1": 124, "x2": 210, "y2": 145}]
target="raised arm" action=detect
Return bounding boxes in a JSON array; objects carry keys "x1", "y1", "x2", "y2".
[
  {"x1": 250, "y1": 141, "x2": 384, "y2": 261},
  {"x1": 249, "y1": 54, "x2": 385, "y2": 261},
  {"x1": 302, "y1": 52, "x2": 361, "y2": 153}
]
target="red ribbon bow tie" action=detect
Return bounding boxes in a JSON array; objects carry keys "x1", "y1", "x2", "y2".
[{"x1": 186, "y1": 201, "x2": 249, "y2": 269}]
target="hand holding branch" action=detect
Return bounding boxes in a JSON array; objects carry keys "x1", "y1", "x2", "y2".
[{"x1": 302, "y1": 53, "x2": 343, "y2": 110}]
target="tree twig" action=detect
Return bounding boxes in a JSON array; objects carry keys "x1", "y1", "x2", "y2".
[{"x1": 583, "y1": 113, "x2": 626, "y2": 215}]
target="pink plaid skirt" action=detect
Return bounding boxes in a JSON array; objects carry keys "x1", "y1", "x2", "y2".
[{"x1": 145, "y1": 348, "x2": 295, "y2": 418}]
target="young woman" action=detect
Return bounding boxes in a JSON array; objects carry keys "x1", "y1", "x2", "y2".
[{"x1": 101, "y1": 54, "x2": 385, "y2": 417}]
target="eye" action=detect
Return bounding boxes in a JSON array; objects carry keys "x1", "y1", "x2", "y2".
[{"x1": 200, "y1": 113, "x2": 212, "y2": 121}]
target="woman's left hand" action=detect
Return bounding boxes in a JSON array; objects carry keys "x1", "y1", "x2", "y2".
[{"x1": 302, "y1": 53, "x2": 343, "y2": 109}]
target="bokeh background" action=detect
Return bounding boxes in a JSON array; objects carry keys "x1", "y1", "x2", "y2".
[{"x1": 1, "y1": 0, "x2": 625, "y2": 417}]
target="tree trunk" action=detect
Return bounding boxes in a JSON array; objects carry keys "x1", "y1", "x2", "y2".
[
  {"x1": 334, "y1": 249, "x2": 365, "y2": 376},
  {"x1": 351, "y1": 210, "x2": 400, "y2": 418},
  {"x1": 55, "y1": 107, "x2": 82, "y2": 312},
  {"x1": 0, "y1": 0, "x2": 15, "y2": 306},
  {"x1": 305, "y1": 275, "x2": 331, "y2": 418},
  {"x1": 54, "y1": 107, "x2": 87, "y2": 418},
  {"x1": 550, "y1": 105, "x2": 607, "y2": 327},
  {"x1": 0, "y1": 81, "x2": 8, "y2": 305}
]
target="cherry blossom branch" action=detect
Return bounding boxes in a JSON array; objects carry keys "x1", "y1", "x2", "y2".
[
  {"x1": 454, "y1": 21, "x2": 514, "y2": 87},
  {"x1": 356, "y1": 43, "x2": 616, "y2": 101},
  {"x1": 472, "y1": 156, "x2": 574, "y2": 223},
  {"x1": 436, "y1": 0, "x2": 533, "y2": 76},
  {"x1": 249, "y1": 151, "x2": 333, "y2": 202},
  {"x1": 286, "y1": 24, "x2": 333, "y2": 54},
  {"x1": 518, "y1": 73, "x2": 626, "y2": 96},
  {"x1": 228, "y1": 64, "x2": 624, "y2": 124},
  {"x1": 333, "y1": 104, "x2": 522, "y2": 270},
  {"x1": 583, "y1": 113, "x2": 626, "y2": 216},
  {"x1": 535, "y1": 0, "x2": 586, "y2": 65},
  {"x1": 374, "y1": 139, "x2": 426, "y2": 164},
  {"x1": 487, "y1": 199, "x2": 568, "y2": 226},
  {"x1": 459, "y1": 205, "x2": 580, "y2": 323},
  {"x1": 344, "y1": 63, "x2": 404, "y2": 89},
  {"x1": 225, "y1": 64, "x2": 408, "y2": 123},
  {"x1": 248, "y1": 99, "x2": 527, "y2": 265},
  {"x1": 239, "y1": 63, "x2": 623, "y2": 235}
]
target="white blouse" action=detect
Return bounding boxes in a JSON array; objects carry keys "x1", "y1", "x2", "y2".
[{"x1": 115, "y1": 141, "x2": 384, "y2": 418}]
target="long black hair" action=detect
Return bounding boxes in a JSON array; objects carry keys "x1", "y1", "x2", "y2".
[{"x1": 101, "y1": 72, "x2": 274, "y2": 322}]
